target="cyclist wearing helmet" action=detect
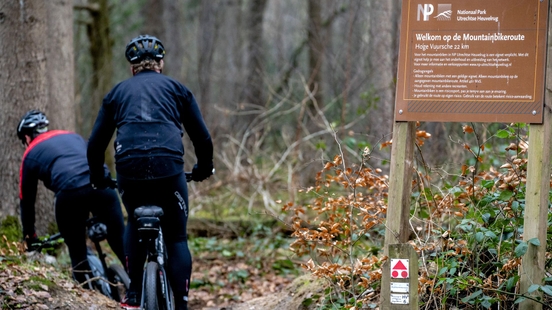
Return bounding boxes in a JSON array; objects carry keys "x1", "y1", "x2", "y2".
[
  {"x1": 17, "y1": 110, "x2": 125, "y2": 286},
  {"x1": 87, "y1": 34, "x2": 214, "y2": 310}
]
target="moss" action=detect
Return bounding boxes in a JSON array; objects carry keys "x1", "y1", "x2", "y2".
[
  {"x1": 24, "y1": 276, "x2": 56, "y2": 290},
  {"x1": 0, "y1": 256, "x2": 23, "y2": 265},
  {"x1": 0, "y1": 216, "x2": 24, "y2": 254},
  {"x1": 47, "y1": 222, "x2": 59, "y2": 236},
  {"x1": 0, "y1": 215, "x2": 23, "y2": 242}
]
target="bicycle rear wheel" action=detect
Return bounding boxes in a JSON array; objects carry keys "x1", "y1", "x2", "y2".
[
  {"x1": 144, "y1": 262, "x2": 160, "y2": 310},
  {"x1": 107, "y1": 264, "x2": 130, "y2": 301}
]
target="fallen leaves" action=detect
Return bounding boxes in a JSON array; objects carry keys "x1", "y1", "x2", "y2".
[
  {"x1": 0, "y1": 245, "x2": 300, "y2": 310},
  {"x1": 0, "y1": 255, "x2": 119, "y2": 310},
  {"x1": 190, "y1": 256, "x2": 294, "y2": 309}
]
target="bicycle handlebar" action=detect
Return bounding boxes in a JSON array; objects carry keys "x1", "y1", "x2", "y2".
[
  {"x1": 29, "y1": 233, "x2": 64, "y2": 252},
  {"x1": 109, "y1": 168, "x2": 213, "y2": 185}
]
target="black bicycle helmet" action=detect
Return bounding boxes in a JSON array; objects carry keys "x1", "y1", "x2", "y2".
[
  {"x1": 17, "y1": 110, "x2": 49, "y2": 144},
  {"x1": 125, "y1": 35, "x2": 165, "y2": 64}
]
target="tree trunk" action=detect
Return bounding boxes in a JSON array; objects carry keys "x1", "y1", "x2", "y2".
[
  {"x1": 219, "y1": 0, "x2": 243, "y2": 136},
  {"x1": 162, "y1": 0, "x2": 184, "y2": 80},
  {"x1": 86, "y1": 0, "x2": 113, "y2": 125},
  {"x1": 307, "y1": 0, "x2": 323, "y2": 109},
  {"x1": 86, "y1": 0, "x2": 115, "y2": 173},
  {"x1": 367, "y1": 0, "x2": 400, "y2": 140},
  {"x1": 197, "y1": 0, "x2": 223, "y2": 119},
  {"x1": 0, "y1": 0, "x2": 74, "y2": 235},
  {"x1": 40, "y1": 0, "x2": 75, "y2": 234},
  {"x1": 140, "y1": 0, "x2": 165, "y2": 38},
  {"x1": 241, "y1": 0, "x2": 267, "y2": 108},
  {"x1": 47, "y1": 0, "x2": 75, "y2": 132}
]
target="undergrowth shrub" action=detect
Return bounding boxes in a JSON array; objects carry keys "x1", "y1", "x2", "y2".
[
  {"x1": 284, "y1": 151, "x2": 388, "y2": 309},
  {"x1": 285, "y1": 123, "x2": 552, "y2": 309},
  {"x1": 413, "y1": 124, "x2": 552, "y2": 309}
]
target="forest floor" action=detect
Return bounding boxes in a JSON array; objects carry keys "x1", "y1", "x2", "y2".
[
  {"x1": 187, "y1": 252, "x2": 300, "y2": 310},
  {"x1": 0, "y1": 241, "x2": 325, "y2": 310}
]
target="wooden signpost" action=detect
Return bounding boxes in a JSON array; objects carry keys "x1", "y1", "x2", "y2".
[{"x1": 383, "y1": 1, "x2": 551, "y2": 309}]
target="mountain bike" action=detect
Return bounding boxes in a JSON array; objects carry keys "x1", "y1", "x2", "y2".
[
  {"x1": 32, "y1": 216, "x2": 130, "y2": 301},
  {"x1": 135, "y1": 172, "x2": 198, "y2": 310},
  {"x1": 85, "y1": 216, "x2": 130, "y2": 301}
]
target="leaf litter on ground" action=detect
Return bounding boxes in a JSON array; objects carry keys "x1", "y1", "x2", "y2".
[{"x1": 1, "y1": 238, "x2": 303, "y2": 310}]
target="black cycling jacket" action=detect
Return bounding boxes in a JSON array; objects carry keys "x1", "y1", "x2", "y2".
[
  {"x1": 19, "y1": 130, "x2": 103, "y2": 238},
  {"x1": 87, "y1": 70, "x2": 213, "y2": 180}
]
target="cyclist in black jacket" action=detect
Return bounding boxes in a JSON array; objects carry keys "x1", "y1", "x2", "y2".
[
  {"x1": 87, "y1": 35, "x2": 214, "y2": 310},
  {"x1": 17, "y1": 110, "x2": 125, "y2": 286}
]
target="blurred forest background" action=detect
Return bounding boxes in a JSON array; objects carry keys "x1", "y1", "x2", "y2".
[
  {"x1": 3, "y1": 2, "x2": 552, "y2": 308},
  {"x1": 0, "y1": 0, "x2": 465, "y2": 234}
]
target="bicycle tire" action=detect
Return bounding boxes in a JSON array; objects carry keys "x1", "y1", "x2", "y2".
[
  {"x1": 144, "y1": 262, "x2": 160, "y2": 310},
  {"x1": 107, "y1": 264, "x2": 130, "y2": 301},
  {"x1": 87, "y1": 252, "x2": 111, "y2": 296}
]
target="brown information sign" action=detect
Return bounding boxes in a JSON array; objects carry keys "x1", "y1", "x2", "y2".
[{"x1": 395, "y1": 0, "x2": 549, "y2": 123}]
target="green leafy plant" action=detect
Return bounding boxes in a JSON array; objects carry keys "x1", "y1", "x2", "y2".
[{"x1": 413, "y1": 123, "x2": 552, "y2": 308}]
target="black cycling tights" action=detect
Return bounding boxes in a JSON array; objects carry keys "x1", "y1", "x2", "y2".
[
  {"x1": 118, "y1": 171, "x2": 192, "y2": 305},
  {"x1": 55, "y1": 185, "x2": 125, "y2": 284}
]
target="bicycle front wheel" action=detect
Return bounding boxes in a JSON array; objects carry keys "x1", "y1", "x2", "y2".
[
  {"x1": 144, "y1": 262, "x2": 160, "y2": 310},
  {"x1": 87, "y1": 253, "x2": 110, "y2": 296},
  {"x1": 107, "y1": 264, "x2": 130, "y2": 301}
]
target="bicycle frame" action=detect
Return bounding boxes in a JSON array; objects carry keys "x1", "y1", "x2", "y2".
[
  {"x1": 32, "y1": 217, "x2": 129, "y2": 301},
  {"x1": 86, "y1": 216, "x2": 129, "y2": 300},
  {"x1": 135, "y1": 205, "x2": 174, "y2": 310}
]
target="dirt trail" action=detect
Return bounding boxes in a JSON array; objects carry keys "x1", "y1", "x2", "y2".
[{"x1": 1, "y1": 252, "x2": 323, "y2": 310}]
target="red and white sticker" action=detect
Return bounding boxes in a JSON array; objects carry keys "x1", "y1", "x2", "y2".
[{"x1": 390, "y1": 259, "x2": 409, "y2": 279}]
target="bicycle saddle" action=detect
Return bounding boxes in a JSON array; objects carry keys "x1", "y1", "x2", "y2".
[
  {"x1": 88, "y1": 222, "x2": 108, "y2": 242},
  {"x1": 134, "y1": 206, "x2": 164, "y2": 218},
  {"x1": 86, "y1": 217, "x2": 108, "y2": 242}
]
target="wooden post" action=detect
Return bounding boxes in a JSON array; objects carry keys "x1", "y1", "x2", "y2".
[
  {"x1": 519, "y1": 107, "x2": 552, "y2": 310},
  {"x1": 381, "y1": 244, "x2": 419, "y2": 309},
  {"x1": 380, "y1": 121, "x2": 416, "y2": 308},
  {"x1": 519, "y1": 6, "x2": 552, "y2": 308},
  {"x1": 383, "y1": 121, "x2": 416, "y2": 248}
]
